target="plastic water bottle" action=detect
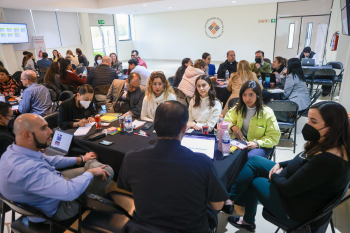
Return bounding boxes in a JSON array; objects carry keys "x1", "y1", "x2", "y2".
[
  {"x1": 217, "y1": 114, "x2": 223, "y2": 130},
  {"x1": 218, "y1": 121, "x2": 230, "y2": 151},
  {"x1": 225, "y1": 70, "x2": 229, "y2": 81},
  {"x1": 318, "y1": 60, "x2": 322, "y2": 67},
  {"x1": 125, "y1": 113, "x2": 133, "y2": 133},
  {"x1": 222, "y1": 131, "x2": 231, "y2": 156}
]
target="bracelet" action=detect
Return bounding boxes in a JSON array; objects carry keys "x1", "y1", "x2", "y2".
[{"x1": 79, "y1": 155, "x2": 84, "y2": 164}]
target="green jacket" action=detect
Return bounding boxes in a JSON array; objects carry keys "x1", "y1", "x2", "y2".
[
  {"x1": 224, "y1": 106, "x2": 281, "y2": 148},
  {"x1": 250, "y1": 62, "x2": 272, "y2": 75}
]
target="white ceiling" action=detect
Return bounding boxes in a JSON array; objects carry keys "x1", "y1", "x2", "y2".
[{"x1": 0, "y1": 0, "x2": 299, "y2": 15}]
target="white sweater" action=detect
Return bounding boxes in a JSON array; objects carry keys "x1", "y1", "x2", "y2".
[
  {"x1": 188, "y1": 96, "x2": 222, "y2": 131},
  {"x1": 141, "y1": 92, "x2": 177, "y2": 122}
]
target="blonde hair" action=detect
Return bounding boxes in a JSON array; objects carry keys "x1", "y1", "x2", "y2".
[
  {"x1": 66, "y1": 50, "x2": 76, "y2": 58},
  {"x1": 230, "y1": 60, "x2": 255, "y2": 83},
  {"x1": 193, "y1": 59, "x2": 206, "y2": 69},
  {"x1": 145, "y1": 72, "x2": 174, "y2": 100}
]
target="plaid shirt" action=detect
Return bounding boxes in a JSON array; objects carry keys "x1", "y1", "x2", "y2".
[{"x1": 0, "y1": 77, "x2": 19, "y2": 97}]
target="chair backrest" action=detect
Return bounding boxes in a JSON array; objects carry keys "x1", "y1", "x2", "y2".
[
  {"x1": 0, "y1": 194, "x2": 44, "y2": 217},
  {"x1": 168, "y1": 76, "x2": 174, "y2": 86},
  {"x1": 78, "y1": 192, "x2": 133, "y2": 219},
  {"x1": 310, "y1": 88, "x2": 323, "y2": 105},
  {"x1": 38, "y1": 67, "x2": 48, "y2": 73},
  {"x1": 43, "y1": 112, "x2": 59, "y2": 130},
  {"x1": 302, "y1": 68, "x2": 314, "y2": 79},
  {"x1": 58, "y1": 91, "x2": 74, "y2": 102},
  {"x1": 94, "y1": 85, "x2": 110, "y2": 95},
  {"x1": 267, "y1": 100, "x2": 299, "y2": 123},
  {"x1": 228, "y1": 98, "x2": 239, "y2": 110},
  {"x1": 326, "y1": 62, "x2": 343, "y2": 71},
  {"x1": 314, "y1": 69, "x2": 336, "y2": 80},
  {"x1": 173, "y1": 87, "x2": 186, "y2": 99},
  {"x1": 61, "y1": 84, "x2": 77, "y2": 94}
]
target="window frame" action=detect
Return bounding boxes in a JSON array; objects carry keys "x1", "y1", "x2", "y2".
[
  {"x1": 287, "y1": 23, "x2": 295, "y2": 49},
  {"x1": 116, "y1": 14, "x2": 132, "y2": 41}
]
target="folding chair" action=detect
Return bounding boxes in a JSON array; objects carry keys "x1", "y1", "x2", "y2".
[
  {"x1": 55, "y1": 91, "x2": 74, "y2": 111},
  {"x1": 38, "y1": 67, "x2": 48, "y2": 84},
  {"x1": 303, "y1": 68, "x2": 314, "y2": 96},
  {"x1": 267, "y1": 100, "x2": 299, "y2": 153},
  {"x1": 78, "y1": 191, "x2": 134, "y2": 233},
  {"x1": 43, "y1": 112, "x2": 59, "y2": 130},
  {"x1": 0, "y1": 201, "x2": 14, "y2": 233},
  {"x1": 313, "y1": 69, "x2": 336, "y2": 100},
  {"x1": 326, "y1": 62, "x2": 344, "y2": 92},
  {"x1": 263, "y1": 181, "x2": 350, "y2": 233},
  {"x1": 297, "y1": 89, "x2": 323, "y2": 120}
]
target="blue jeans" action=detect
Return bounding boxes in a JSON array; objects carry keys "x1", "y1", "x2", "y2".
[
  {"x1": 248, "y1": 147, "x2": 274, "y2": 159},
  {"x1": 229, "y1": 156, "x2": 300, "y2": 227}
]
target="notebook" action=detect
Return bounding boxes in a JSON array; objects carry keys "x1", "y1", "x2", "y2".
[{"x1": 100, "y1": 115, "x2": 119, "y2": 122}]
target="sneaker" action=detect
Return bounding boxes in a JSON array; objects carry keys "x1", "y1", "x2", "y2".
[{"x1": 228, "y1": 216, "x2": 256, "y2": 232}]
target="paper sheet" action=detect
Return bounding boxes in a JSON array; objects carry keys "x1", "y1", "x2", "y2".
[
  {"x1": 268, "y1": 89, "x2": 284, "y2": 93},
  {"x1": 132, "y1": 120, "x2": 146, "y2": 129},
  {"x1": 74, "y1": 123, "x2": 94, "y2": 136},
  {"x1": 11, "y1": 105, "x2": 19, "y2": 110}
]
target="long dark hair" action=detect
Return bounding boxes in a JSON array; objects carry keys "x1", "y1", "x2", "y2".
[
  {"x1": 287, "y1": 58, "x2": 306, "y2": 82},
  {"x1": 193, "y1": 75, "x2": 216, "y2": 108},
  {"x1": 44, "y1": 62, "x2": 59, "y2": 85},
  {"x1": 304, "y1": 101, "x2": 350, "y2": 167},
  {"x1": 235, "y1": 80, "x2": 264, "y2": 118},
  {"x1": 181, "y1": 58, "x2": 191, "y2": 67},
  {"x1": 94, "y1": 54, "x2": 102, "y2": 64},
  {"x1": 53, "y1": 50, "x2": 59, "y2": 60},
  {"x1": 59, "y1": 59, "x2": 71, "y2": 80}
]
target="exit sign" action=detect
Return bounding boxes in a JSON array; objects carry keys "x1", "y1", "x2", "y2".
[
  {"x1": 271, "y1": 19, "x2": 276, "y2": 23},
  {"x1": 98, "y1": 20, "x2": 105, "y2": 24}
]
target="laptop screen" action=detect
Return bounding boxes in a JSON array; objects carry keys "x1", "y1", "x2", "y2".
[
  {"x1": 181, "y1": 135, "x2": 216, "y2": 159},
  {"x1": 50, "y1": 130, "x2": 73, "y2": 153}
]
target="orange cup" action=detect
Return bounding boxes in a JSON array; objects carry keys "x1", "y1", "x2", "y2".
[{"x1": 270, "y1": 83, "x2": 275, "y2": 88}]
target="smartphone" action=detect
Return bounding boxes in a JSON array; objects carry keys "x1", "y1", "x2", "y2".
[
  {"x1": 142, "y1": 122, "x2": 153, "y2": 130},
  {"x1": 83, "y1": 68, "x2": 87, "y2": 76},
  {"x1": 99, "y1": 140, "x2": 113, "y2": 146}
]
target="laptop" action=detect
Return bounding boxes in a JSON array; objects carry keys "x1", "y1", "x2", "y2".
[
  {"x1": 44, "y1": 130, "x2": 74, "y2": 156},
  {"x1": 302, "y1": 58, "x2": 316, "y2": 66},
  {"x1": 181, "y1": 134, "x2": 216, "y2": 159}
]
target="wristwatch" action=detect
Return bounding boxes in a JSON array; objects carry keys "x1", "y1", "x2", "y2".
[{"x1": 79, "y1": 155, "x2": 85, "y2": 165}]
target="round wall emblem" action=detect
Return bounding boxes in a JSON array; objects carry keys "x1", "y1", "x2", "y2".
[{"x1": 205, "y1": 17, "x2": 224, "y2": 39}]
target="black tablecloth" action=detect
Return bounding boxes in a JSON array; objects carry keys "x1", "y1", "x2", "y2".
[
  {"x1": 67, "y1": 121, "x2": 248, "y2": 187},
  {"x1": 213, "y1": 83, "x2": 231, "y2": 107},
  {"x1": 262, "y1": 84, "x2": 284, "y2": 104}
]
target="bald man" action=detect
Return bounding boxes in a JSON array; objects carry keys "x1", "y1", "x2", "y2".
[
  {"x1": 18, "y1": 70, "x2": 52, "y2": 117},
  {"x1": 0, "y1": 113, "x2": 114, "y2": 223},
  {"x1": 87, "y1": 55, "x2": 117, "y2": 88}
]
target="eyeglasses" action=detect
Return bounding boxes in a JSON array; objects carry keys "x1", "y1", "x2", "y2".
[{"x1": 152, "y1": 83, "x2": 164, "y2": 87}]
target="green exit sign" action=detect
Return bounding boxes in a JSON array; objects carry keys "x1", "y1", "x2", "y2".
[
  {"x1": 271, "y1": 19, "x2": 276, "y2": 23},
  {"x1": 98, "y1": 20, "x2": 105, "y2": 24}
]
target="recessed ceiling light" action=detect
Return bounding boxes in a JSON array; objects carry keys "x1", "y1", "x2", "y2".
[
  {"x1": 143, "y1": 4, "x2": 147, "y2": 6},
  {"x1": 232, "y1": 1, "x2": 236, "y2": 3},
  {"x1": 169, "y1": 7, "x2": 172, "y2": 9},
  {"x1": 55, "y1": 9, "x2": 59, "y2": 11}
]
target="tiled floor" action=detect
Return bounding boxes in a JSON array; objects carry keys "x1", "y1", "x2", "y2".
[{"x1": 3, "y1": 60, "x2": 349, "y2": 232}]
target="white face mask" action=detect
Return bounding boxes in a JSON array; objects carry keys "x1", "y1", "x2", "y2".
[
  {"x1": 97, "y1": 60, "x2": 102, "y2": 64},
  {"x1": 80, "y1": 101, "x2": 91, "y2": 109}
]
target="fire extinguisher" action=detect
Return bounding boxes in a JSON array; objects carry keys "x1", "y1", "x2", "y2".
[{"x1": 331, "y1": 31, "x2": 339, "y2": 51}]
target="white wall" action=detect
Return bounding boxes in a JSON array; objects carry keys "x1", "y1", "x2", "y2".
[{"x1": 133, "y1": 3, "x2": 277, "y2": 63}]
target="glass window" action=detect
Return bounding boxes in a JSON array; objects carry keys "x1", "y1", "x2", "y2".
[
  {"x1": 305, "y1": 23, "x2": 313, "y2": 47},
  {"x1": 90, "y1": 26, "x2": 116, "y2": 57},
  {"x1": 288, "y1": 23, "x2": 295, "y2": 49},
  {"x1": 116, "y1": 14, "x2": 131, "y2": 41}
]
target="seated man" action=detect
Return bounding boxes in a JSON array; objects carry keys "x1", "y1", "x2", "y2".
[
  {"x1": 87, "y1": 56, "x2": 117, "y2": 88},
  {"x1": 18, "y1": 70, "x2": 52, "y2": 117},
  {"x1": 105, "y1": 73, "x2": 145, "y2": 118},
  {"x1": 295, "y1": 47, "x2": 316, "y2": 60},
  {"x1": 0, "y1": 114, "x2": 114, "y2": 222},
  {"x1": 128, "y1": 58, "x2": 151, "y2": 87},
  {"x1": 217, "y1": 50, "x2": 238, "y2": 79},
  {"x1": 36, "y1": 52, "x2": 52, "y2": 68},
  {"x1": 0, "y1": 102, "x2": 15, "y2": 157},
  {"x1": 250, "y1": 50, "x2": 272, "y2": 75},
  {"x1": 202, "y1": 52, "x2": 216, "y2": 76},
  {"x1": 117, "y1": 101, "x2": 229, "y2": 232},
  {"x1": 126, "y1": 50, "x2": 147, "y2": 75}
]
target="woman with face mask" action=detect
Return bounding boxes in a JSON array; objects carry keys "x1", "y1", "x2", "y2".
[
  {"x1": 94, "y1": 54, "x2": 103, "y2": 68},
  {"x1": 58, "y1": 84, "x2": 96, "y2": 130},
  {"x1": 224, "y1": 101, "x2": 350, "y2": 232},
  {"x1": 188, "y1": 75, "x2": 222, "y2": 132}
]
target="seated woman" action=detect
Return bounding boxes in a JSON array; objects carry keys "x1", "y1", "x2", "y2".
[
  {"x1": 43, "y1": 62, "x2": 62, "y2": 99},
  {"x1": 188, "y1": 75, "x2": 222, "y2": 132},
  {"x1": 272, "y1": 56, "x2": 287, "y2": 85},
  {"x1": 224, "y1": 81, "x2": 280, "y2": 159},
  {"x1": 178, "y1": 59, "x2": 206, "y2": 97},
  {"x1": 173, "y1": 58, "x2": 192, "y2": 87},
  {"x1": 282, "y1": 58, "x2": 311, "y2": 112},
  {"x1": 222, "y1": 60, "x2": 262, "y2": 116},
  {"x1": 24, "y1": 52, "x2": 36, "y2": 71},
  {"x1": 52, "y1": 50, "x2": 63, "y2": 62},
  {"x1": 66, "y1": 50, "x2": 79, "y2": 66},
  {"x1": 59, "y1": 59, "x2": 86, "y2": 89},
  {"x1": 0, "y1": 67, "x2": 20, "y2": 97},
  {"x1": 58, "y1": 84, "x2": 96, "y2": 130},
  {"x1": 225, "y1": 101, "x2": 350, "y2": 232},
  {"x1": 110, "y1": 53, "x2": 123, "y2": 77},
  {"x1": 94, "y1": 54, "x2": 102, "y2": 67},
  {"x1": 141, "y1": 71, "x2": 176, "y2": 122}
]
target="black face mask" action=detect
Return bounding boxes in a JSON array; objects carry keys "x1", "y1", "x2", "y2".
[
  {"x1": 255, "y1": 58, "x2": 262, "y2": 64},
  {"x1": 301, "y1": 124, "x2": 327, "y2": 142},
  {"x1": 32, "y1": 132, "x2": 49, "y2": 149}
]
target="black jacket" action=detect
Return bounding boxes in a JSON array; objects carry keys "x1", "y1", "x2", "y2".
[
  {"x1": 0, "y1": 125, "x2": 15, "y2": 157},
  {"x1": 217, "y1": 60, "x2": 237, "y2": 79},
  {"x1": 78, "y1": 54, "x2": 89, "y2": 66},
  {"x1": 173, "y1": 66, "x2": 187, "y2": 87},
  {"x1": 87, "y1": 64, "x2": 118, "y2": 88},
  {"x1": 58, "y1": 97, "x2": 97, "y2": 130}
]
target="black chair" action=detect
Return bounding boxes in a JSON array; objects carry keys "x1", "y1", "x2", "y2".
[
  {"x1": 267, "y1": 100, "x2": 299, "y2": 153},
  {"x1": 228, "y1": 98, "x2": 239, "y2": 110},
  {"x1": 263, "y1": 181, "x2": 350, "y2": 233},
  {"x1": 55, "y1": 91, "x2": 74, "y2": 111},
  {"x1": 168, "y1": 76, "x2": 174, "y2": 86},
  {"x1": 38, "y1": 67, "x2": 48, "y2": 84},
  {"x1": 267, "y1": 146, "x2": 277, "y2": 162},
  {"x1": 297, "y1": 89, "x2": 323, "y2": 120},
  {"x1": 326, "y1": 62, "x2": 344, "y2": 92},
  {"x1": 313, "y1": 69, "x2": 336, "y2": 100},
  {"x1": 1, "y1": 201, "x2": 14, "y2": 233},
  {"x1": 302, "y1": 68, "x2": 314, "y2": 96},
  {"x1": 78, "y1": 191, "x2": 134, "y2": 233},
  {"x1": 123, "y1": 69, "x2": 128, "y2": 75},
  {"x1": 43, "y1": 112, "x2": 59, "y2": 130},
  {"x1": 173, "y1": 87, "x2": 191, "y2": 107},
  {"x1": 94, "y1": 85, "x2": 111, "y2": 111},
  {"x1": 61, "y1": 84, "x2": 77, "y2": 94},
  {"x1": 0, "y1": 194, "x2": 78, "y2": 233}
]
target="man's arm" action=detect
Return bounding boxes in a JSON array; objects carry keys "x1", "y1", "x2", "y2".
[
  {"x1": 217, "y1": 64, "x2": 225, "y2": 79},
  {"x1": 18, "y1": 90, "x2": 31, "y2": 114},
  {"x1": 130, "y1": 89, "x2": 145, "y2": 118},
  {"x1": 105, "y1": 83, "x2": 115, "y2": 112},
  {"x1": 209, "y1": 201, "x2": 224, "y2": 210}
]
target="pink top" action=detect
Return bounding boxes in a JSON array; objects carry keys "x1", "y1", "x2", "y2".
[{"x1": 178, "y1": 65, "x2": 205, "y2": 97}]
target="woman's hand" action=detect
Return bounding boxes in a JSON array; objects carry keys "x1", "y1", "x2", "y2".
[
  {"x1": 273, "y1": 72, "x2": 278, "y2": 74},
  {"x1": 282, "y1": 69, "x2": 287, "y2": 75},
  {"x1": 231, "y1": 125, "x2": 243, "y2": 140},
  {"x1": 193, "y1": 126, "x2": 201, "y2": 131},
  {"x1": 247, "y1": 141, "x2": 258, "y2": 150},
  {"x1": 87, "y1": 117, "x2": 95, "y2": 123},
  {"x1": 269, "y1": 163, "x2": 281, "y2": 179},
  {"x1": 78, "y1": 119, "x2": 88, "y2": 127}
]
